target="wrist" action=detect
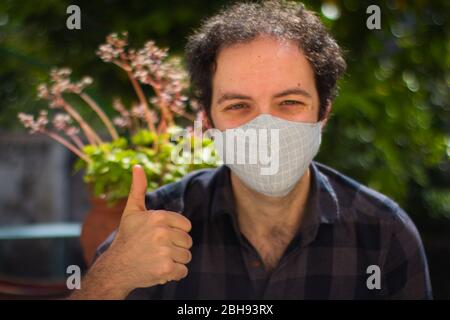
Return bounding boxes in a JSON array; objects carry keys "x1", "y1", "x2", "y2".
[
  {"x1": 69, "y1": 249, "x2": 133, "y2": 299},
  {"x1": 94, "y1": 249, "x2": 135, "y2": 293}
]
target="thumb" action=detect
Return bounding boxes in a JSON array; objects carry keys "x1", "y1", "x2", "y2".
[{"x1": 124, "y1": 164, "x2": 148, "y2": 213}]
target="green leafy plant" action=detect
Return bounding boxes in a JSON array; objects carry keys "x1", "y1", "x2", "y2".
[{"x1": 18, "y1": 32, "x2": 219, "y2": 203}]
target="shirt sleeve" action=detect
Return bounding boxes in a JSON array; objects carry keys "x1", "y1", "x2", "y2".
[{"x1": 383, "y1": 206, "x2": 433, "y2": 299}]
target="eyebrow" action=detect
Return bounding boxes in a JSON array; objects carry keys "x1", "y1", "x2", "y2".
[
  {"x1": 216, "y1": 87, "x2": 312, "y2": 105},
  {"x1": 273, "y1": 88, "x2": 312, "y2": 99}
]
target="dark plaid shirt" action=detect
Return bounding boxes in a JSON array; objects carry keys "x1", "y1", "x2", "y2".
[{"x1": 96, "y1": 161, "x2": 432, "y2": 299}]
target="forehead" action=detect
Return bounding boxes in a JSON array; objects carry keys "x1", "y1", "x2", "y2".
[{"x1": 212, "y1": 36, "x2": 316, "y2": 92}]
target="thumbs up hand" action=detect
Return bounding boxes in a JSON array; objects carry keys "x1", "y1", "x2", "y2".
[{"x1": 104, "y1": 165, "x2": 193, "y2": 292}]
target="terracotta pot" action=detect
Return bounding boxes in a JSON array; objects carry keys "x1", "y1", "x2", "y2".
[{"x1": 80, "y1": 197, "x2": 127, "y2": 266}]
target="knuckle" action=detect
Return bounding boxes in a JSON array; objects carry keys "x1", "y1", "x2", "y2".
[
  {"x1": 174, "y1": 213, "x2": 191, "y2": 230},
  {"x1": 152, "y1": 226, "x2": 169, "y2": 242},
  {"x1": 161, "y1": 261, "x2": 175, "y2": 276},
  {"x1": 182, "y1": 218, "x2": 192, "y2": 231},
  {"x1": 185, "y1": 234, "x2": 193, "y2": 248},
  {"x1": 129, "y1": 192, "x2": 141, "y2": 202},
  {"x1": 150, "y1": 211, "x2": 166, "y2": 224},
  {"x1": 178, "y1": 265, "x2": 188, "y2": 279},
  {"x1": 184, "y1": 250, "x2": 192, "y2": 263}
]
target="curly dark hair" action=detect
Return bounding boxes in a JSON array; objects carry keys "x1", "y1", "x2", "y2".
[{"x1": 185, "y1": 0, "x2": 346, "y2": 121}]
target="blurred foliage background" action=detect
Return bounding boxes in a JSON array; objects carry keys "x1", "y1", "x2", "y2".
[{"x1": 0, "y1": 0, "x2": 449, "y2": 297}]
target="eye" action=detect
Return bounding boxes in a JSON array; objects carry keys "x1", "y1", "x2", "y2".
[
  {"x1": 224, "y1": 103, "x2": 248, "y2": 111},
  {"x1": 280, "y1": 100, "x2": 304, "y2": 106}
]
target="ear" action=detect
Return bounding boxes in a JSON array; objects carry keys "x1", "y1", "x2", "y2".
[
  {"x1": 320, "y1": 102, "x2": 332, "y2": 129},
  {"x1": 200, "y1": 110, "x2": 213, "y2": 129},
  {"x1": 197, "y1": 109, "x2": 215, "y2": 130}
]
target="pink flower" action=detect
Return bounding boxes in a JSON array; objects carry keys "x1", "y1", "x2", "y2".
[
  {"x1": 53, "y1": 113, "x2": 71, "y2": 130},
  {"x1": 97, "y1": 32, "x2": 129, "y2": 63},
  {"x1": 113, "y1": 116, "x2": 130, "y2": 128},
  {"x1": 18, "y1": 111, "x2": 48, "y2": 134}
]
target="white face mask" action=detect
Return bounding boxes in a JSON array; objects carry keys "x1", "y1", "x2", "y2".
[{"x1": 215, "y1": 114, "x2": 322, "y2": 197}]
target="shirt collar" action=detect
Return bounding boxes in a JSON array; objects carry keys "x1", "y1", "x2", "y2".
[
  {"x1": 209, "y1": 162, "x2": 340, "y2": 231},
  {"x1": 209, "y1": 165, "x2": 235, "y2": 221},
  {"x1": 308, "y1": 161, "x2": 341, "y2": 224}
]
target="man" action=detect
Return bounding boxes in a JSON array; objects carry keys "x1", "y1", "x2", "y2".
[{"x1": 71, "y1": 1, "x2": 432, "y2": 299}]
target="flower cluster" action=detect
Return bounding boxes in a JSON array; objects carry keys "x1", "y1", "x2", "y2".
[
  {"x1": 37, "y1": 68, "x2": 93, "y2": 105},
  {"x1": 97, "y1": 32, "x2": 129, "y2": 64},
  {"x1": 18, "y1": 111, "x2": 48, "y2": 134},
  {"x1": 18, "y1": 32, "x2": 199, "y2": 164},
  {"x1": 18, "y1": 110, "x2": 89, "y2": 162}
]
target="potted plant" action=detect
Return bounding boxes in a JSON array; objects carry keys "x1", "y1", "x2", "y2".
[{"x1": 18, "y1": 32, "x2": 219, "y2": 265}]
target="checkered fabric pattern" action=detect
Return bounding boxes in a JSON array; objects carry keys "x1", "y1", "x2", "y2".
[
  {"x1": 217, "y1": 114, "x2": 322, "y2": 196},
  {"x1": 95, "y1": 162, "x2": 432, "y2": 299}
]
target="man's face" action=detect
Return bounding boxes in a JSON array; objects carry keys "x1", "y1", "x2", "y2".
[{"x1": 211, "y1": 36, "x2": 321, "y2": 130}]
